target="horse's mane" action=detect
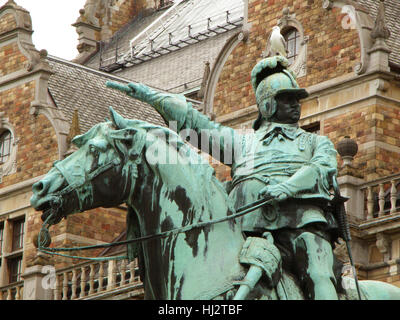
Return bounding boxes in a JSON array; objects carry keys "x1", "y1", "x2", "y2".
[
  {"x1": 129, "y1": 120, "x2": 216, "y2": 176},
  {"x1": 72, "y1": 120, "x2": 217, "y2": 181}
]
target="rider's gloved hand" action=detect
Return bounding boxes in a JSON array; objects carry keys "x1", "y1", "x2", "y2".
[{"x1": 259, "y1": 183, "x2": 291, "y2": 202}]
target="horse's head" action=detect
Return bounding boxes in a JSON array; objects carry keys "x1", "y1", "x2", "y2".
[{"x1": 30, "y1": 107, "x2": 146, "y2": 225}]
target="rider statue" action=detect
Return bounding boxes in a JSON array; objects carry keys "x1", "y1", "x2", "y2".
[{"x1": 115, "y1": 56, "x2": 343, "y2": 299}]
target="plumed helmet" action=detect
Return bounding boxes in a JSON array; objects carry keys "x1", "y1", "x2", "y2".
[{"x1": 250, "y1": 56, "x2": 309, "y2": 129}]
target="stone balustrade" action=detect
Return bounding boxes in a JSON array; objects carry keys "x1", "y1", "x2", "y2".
[
  {"x1": 359, "y1": 173, "x2": 400, "y2": 220},
  {"x1": 0, "y1": 257, "x2": 143, "y2": 300},
  {"x1": 0, "y1": 281, "x2": 23, "y2": 300},
  {"x1": 53, "y1": 257, "x2": 142, "y2": 300}
]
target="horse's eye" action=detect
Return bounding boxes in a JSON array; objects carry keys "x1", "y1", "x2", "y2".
[{"x1": 89, "y1": 145, "x2": 98, "y2": 154}]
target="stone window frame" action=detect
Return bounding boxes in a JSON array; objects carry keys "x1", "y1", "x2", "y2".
[
  {"x1": 0, "y1": 115, "x2": 18, "y2": 183},
  {"x1": 0, "y1": 130, "x2": 12, "y2": 164},
  {"x1": 278, "y1": 9, "x2": 309, "y2": 78},
  {"x1": 0, "y1": 215, "x2": 26, "y2": 286},
  {"x1": 283, "y1": 27, "x2": 301, "y2": 66}
]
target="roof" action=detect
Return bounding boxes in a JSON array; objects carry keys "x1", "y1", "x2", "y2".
[
  {"x1": 124, "y1": 0, "x2": 243, "y2": 65},
  {"x1": 358, "y1": 0, "x2": 400, "y2": 66},
  {"x1": 85, "y1": 0, "x2": 244, "y2": 93},
  {"x1": 115, "y1": 30, "x2": 237, "y2": 94},
  {"x1": 47, "y1": 56, "x2": 166, "y2": 133},
  {"x1": 85, "y1": 9, "x2": 166, "y2": 71}
]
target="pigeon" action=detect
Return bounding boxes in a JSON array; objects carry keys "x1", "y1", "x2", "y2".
[{"x1": 269, "y1": 26, "x2": 287, "y2": 57}]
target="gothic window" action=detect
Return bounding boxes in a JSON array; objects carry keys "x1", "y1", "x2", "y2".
[
  {"x1": 0, "y1": 130, "x2": 12, "y2": 164},
  {"x1": 283, "y1": 27, "x2": 301, "y2": 65}
]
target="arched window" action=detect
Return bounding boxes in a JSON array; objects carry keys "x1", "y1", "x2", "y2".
[
  {"x1": 283, "y1": 27, "x2": 301, "y2": 65},
  {"x1": 0, "y1": 130, "x2": 12, "y2": 164}
]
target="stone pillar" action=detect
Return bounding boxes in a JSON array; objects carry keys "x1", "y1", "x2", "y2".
[
  {"x1": 21, "y1": 252, "x2": 54, "y2": 300},
  {"x1": 72, "y1": 8, "x2": 101, "y2": 64},
  {"x1": 337, "y1": 174, "x2": 365, "y2": 221},
  {"x1": 336, "y1": 136, "x2": 369, "y2": 269},
  {"x1": 336, "y1": 136, "x2": 365, "y2": 221}
]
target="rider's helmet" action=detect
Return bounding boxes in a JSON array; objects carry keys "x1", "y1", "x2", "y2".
[{"x1": 251, "y1": 56, "x2": 309, "y2": 130}]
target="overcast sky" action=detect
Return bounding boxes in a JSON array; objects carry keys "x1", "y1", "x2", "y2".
[{"x1": 1, "y1": 0, "x2": 87, "y2": 60}]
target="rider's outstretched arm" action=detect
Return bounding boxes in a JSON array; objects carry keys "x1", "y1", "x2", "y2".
[{"x1": 107, "y1": 81, "x2": 240, "y2": 166}]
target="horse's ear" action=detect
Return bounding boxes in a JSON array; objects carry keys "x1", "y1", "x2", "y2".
[{"x1": 109, "y1": 106, "x2": 129, "y2": 129}]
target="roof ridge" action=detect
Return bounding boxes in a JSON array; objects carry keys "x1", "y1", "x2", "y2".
[
  {"x1": 47, "y1": 55, "x2": 129, "y2": 82},
  {"x1": 46, "y1": 55, "x2": 167, "y2": 91}
]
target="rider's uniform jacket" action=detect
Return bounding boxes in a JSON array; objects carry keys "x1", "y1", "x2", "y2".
[{"x1": 141, "y1": 87, "x2": 338, "y2": 233}]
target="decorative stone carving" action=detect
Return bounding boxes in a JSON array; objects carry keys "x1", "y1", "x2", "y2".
[
  {"x1": 82, "y1": 0, "x2": 101, "y2": 26},
  {"x1": 337, "y1": 136, "x2": 358, "y2": 167},
  {"x1": 0, "y1": 0, "x2": 53, "y2": 74},
  {"x1": 367, "y1": 0, "x2": 391, "y2": 73},
  {"x1": 376, "y1": 233, "x2": 391, "y2": 261},
  {"x1": 321, "y1": 0, "x2": 393, "y2": 75},
  {"x1": 238, "y1": 29, "x2": 249, "y2": 43},
  {"x1": 371, "y1": 0, "x2": 391, "y2": 41},
  {"x1": 72, "y1": 8, "x2": 101, "y2": 64}
]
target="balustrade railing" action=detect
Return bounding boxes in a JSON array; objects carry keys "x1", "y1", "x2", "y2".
[
  {"x1": 0, "y1": 281, "x2": 23, "y2": 300},
  {"x1": 54, "y1": 258, "x2": 142, "y2": 300},
  {"x1": 359, "y1": 173, "x2": 400, "y2": 220}
]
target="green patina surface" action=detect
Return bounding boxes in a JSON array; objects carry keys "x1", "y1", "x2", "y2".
[{"x1": 30, "y1": 56, "x2": 400, "y2": 300}]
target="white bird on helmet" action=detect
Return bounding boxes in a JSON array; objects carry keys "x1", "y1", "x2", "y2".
[{"x1": 269, "y1": 26, "x2": 287, "y2": 57}]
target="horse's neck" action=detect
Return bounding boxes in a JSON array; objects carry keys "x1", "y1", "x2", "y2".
[
  {"x1": 131, "y1": 162, "x2": 207, "y2": 232},
  {"x1": 129, "y1": 161, "x2": 244, "y2": 300}
]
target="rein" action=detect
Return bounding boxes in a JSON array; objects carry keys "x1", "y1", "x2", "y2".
[{"x1": 38, "y1": 196, "x2": 274, "y2": 261}]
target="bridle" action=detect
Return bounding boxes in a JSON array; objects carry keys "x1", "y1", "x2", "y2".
[{"x1": 51, "y1": 157, "x2": 122, "y2": 213}]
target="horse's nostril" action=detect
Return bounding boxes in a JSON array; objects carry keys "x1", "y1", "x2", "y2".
[{"x1": 33, "y1": 181, "x2": 48, "y2": 195}]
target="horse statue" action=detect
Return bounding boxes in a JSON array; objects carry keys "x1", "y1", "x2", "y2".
[{"x1": 30, "y1": 107, "x2": 400, "y2": 300}]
